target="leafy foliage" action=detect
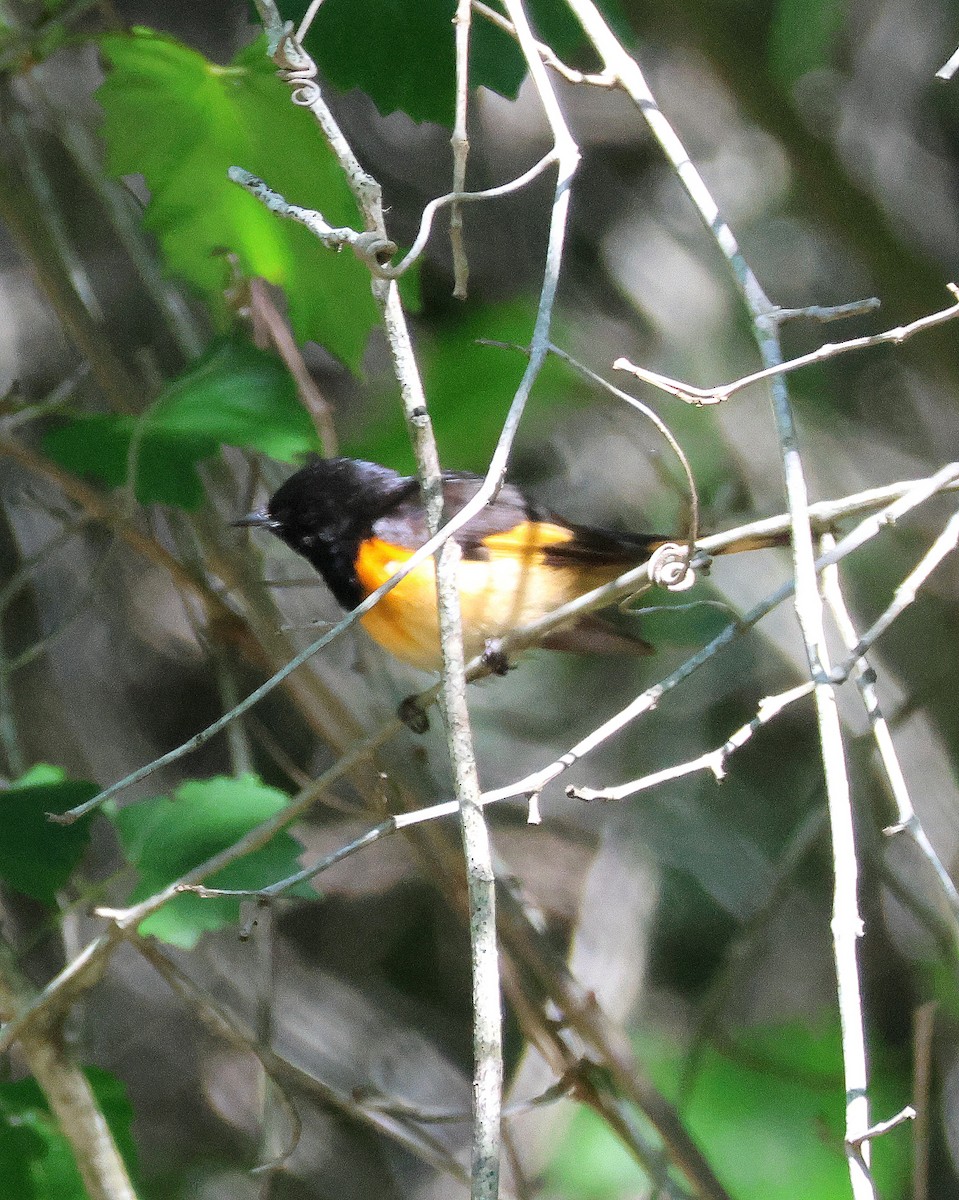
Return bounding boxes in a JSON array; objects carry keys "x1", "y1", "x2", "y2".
[
  {"x1": 0, "y1": 766, "x2": 94, "y2": 906},
  {"x1": 44, "y1": 337, "x2": 321, "y2": 508},
  {"x1": 107, "y1": 775, "x2": 313, "y2": 949},
  {"x1": 97, "y1": 29, "x2": 379, "y2": 368},
  {"x1": 275, "y1": 0, "x2": 628, "y2": 126},
  {"x1": 0, "y1": 1070, "x2": 137, "y2": 1200}
]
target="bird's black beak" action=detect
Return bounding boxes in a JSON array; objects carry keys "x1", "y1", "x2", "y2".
[{"x1": 232, "y1": 508, "x2": 280, "y2": 531}]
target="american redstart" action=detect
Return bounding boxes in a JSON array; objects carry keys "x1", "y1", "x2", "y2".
[{"x1": 236, "y1": 456, "x2": 781, "y2": 671}]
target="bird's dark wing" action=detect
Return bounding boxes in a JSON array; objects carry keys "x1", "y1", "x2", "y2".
[
  {"x1": 372, "y1": 471, "x2": 665, "y2": 566},
  {"x1": 371, "y1": 473, "x2": 534, "y2": 557}
]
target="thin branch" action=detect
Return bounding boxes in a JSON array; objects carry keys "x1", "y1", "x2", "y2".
[
  {"x1": 133, "y1": 937, "x2": 477, "y2": 1188},
  {"x1": 295, "y1": 0, "x2": 325, "y2": 43},
  {"x1": 543, "y1": 342, "x2": 701, "y2": 570},
  {"x1": 820, "y1": 522, "x2": 959, "y2": 925},
  {"x1": 613, "y1": 285, "x2": 959, "y2": 406},
  {"x1": 0, "y1": 937, "x2": 136, "y2": 1200},
  {"x1": 829, "y1": 510, "x2": 959, "y2": 677},
  {"x1": 352, "y1": 1074, "x2": 575, "y2": 1124},
  {"x1": 2, "y1": 361, "x2": 91, "y2": 431},
  {"x1": 8, "y1": 106, "x2": 105, "y2": 325},
  {"x1": 936, "y1": 44, "x2": 959, "y2": 80},
  {"x1": 471, "y1": 1, "x2": 615, "y2": 86},
  {"x1": 227, "y1": 166, "x2": 395, "y2": 273},
  {"x1": 246, "y1": 276, "x2": 338, "y2": 455},
  {"x1": 375, "y1": 273, "x2": 502, "y2": 1200},
  {"x1": 912, "y1": 1002, "x2": 936, "y2": 1200},
  {"x1": 848, "y1": 1106, "x2": 916, "y2": 1147},
  {"x1": 230, "y1": 156, "x2": 561, "y2": 283},
  {"x1": 451, "y1": 0, "x2": 472, "y2": 297},
  {"x1": 570, "y1": 682, "x2": 814, "y2": 802},
  {"x1": 767, "y1": 297, "x2": 881, "y2": 324}
]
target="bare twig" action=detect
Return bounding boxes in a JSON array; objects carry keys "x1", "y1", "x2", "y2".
[
  {"x1": 246, "y1": 276, "x2": 338, "y2": 454},
  {"x1": 767, "y1": 297, "x2": 881, "y2": 324},
  {"x1": 0, "y1": 937, "x2": 136, "y2": 1200},
  {"x1": 295, "y1": 0, "x2": 324, "y2": 43},
  {"x1": 227, "y1": 166, "x2": 396, "y2": 273},
  {"x1": 912, "y1": 1002, "x2": 936, "y2": 1200},
  {"x1": 570, "y1": 682, "x2": 814, "y2": 802},
  {"x1": 541, "y1": 343, "x2": 701, "y2": 571},
  {"x1": 613, "y1": 285, "x2": 959, "y2": 407},
  {"x1": 848, "y1": 1106, "x2": 916, "y2": 1147},
  {"x1": 821, "y1": 521, "x2": 959, "y2": 924},
  {"x1": 471, "y1": 1, "x2": 615, "y2": 86},
  {"x1": 936, "y1": 44, "x2": 959, "y2": 81},
  {"x1": 451, "y1": 0, "x2": 472, "y2": 296},
  {"x1": 231, "y1": 156, "x2": 561, "y2": 283},
  {"x1": 829, "y1": 510, "x2": 959, "y2": 679}
]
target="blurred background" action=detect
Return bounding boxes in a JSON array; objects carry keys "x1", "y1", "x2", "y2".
[{"x1": 0, "y1": 0, "x2": 958, "y2": 1197}]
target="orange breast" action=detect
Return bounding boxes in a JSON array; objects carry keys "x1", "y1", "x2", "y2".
[{"x1": 353, "y1": 525, "x2": 625, "y2": 671}]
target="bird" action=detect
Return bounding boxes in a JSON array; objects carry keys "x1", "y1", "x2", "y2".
[{"x1": 236, "y1": 456, "x2": 774, "y2": 672}]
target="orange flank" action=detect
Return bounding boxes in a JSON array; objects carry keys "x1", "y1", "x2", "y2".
[{"x1": 353, "y1": 522, "x2": 627, "y2": 671}]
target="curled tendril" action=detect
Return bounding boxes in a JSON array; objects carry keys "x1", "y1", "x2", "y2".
[
  {"x1": 648, "y1": 542, "x2": 696, "y2": 591},
  {"x1": 279, "y1": 60, "x2": 321, "y2": 106}
]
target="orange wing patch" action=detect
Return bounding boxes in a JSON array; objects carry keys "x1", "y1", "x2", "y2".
[{"x1": 477, "y1": 520, "x2": 575, "y2": 558}]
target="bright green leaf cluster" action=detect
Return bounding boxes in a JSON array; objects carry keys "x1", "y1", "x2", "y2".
[
  {"x1": 107, "y1": 774, "x2": 313, "y2": 949},
  {"x1": 97, "y1": 28, "x2": 380, "y2": 369}
]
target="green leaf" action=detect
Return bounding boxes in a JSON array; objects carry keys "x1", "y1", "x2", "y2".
[
  {"x1": 43, "y1": 337, "x2": 322, "y2": 509},
  {"x1": 0, "y1": 766, "x2": 94, "y2": 905},
  {"x1": 97, "y1": 29, "x2": 380, "y2": 368},
  {"x1": 549, "y1": 1021, "x2": 910, "y2": 1200},
  {"x1": 0, "y1": 1069, "x2": 137, "y2": 1199},
  {"x1": 275, "y1": 0, "x2": 628, "y2": 126},
  {"x1": 108, "y1": 775, "x2": 313, "y2": 948}
]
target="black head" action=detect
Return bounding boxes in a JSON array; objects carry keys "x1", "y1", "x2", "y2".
[{"x1": 235, "y1": 457, "x2": 415, "y2": 609}]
